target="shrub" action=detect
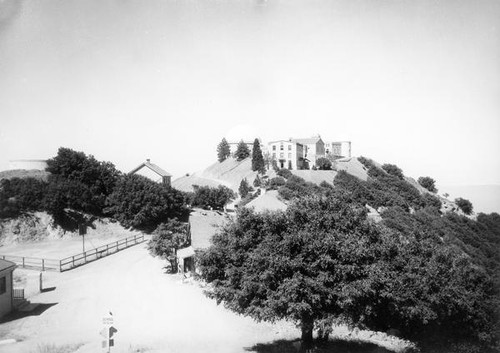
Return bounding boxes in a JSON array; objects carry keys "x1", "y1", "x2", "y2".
[
  {"x1": 0, "y1": 177, "x2": 48, "y2": 218},
  {"x1": 382, "y1": 164, "x2": 404, "y2": 180},
  {"x1": 455, "y1": 197, "x2": 473, "y2": 215},
  {"x1": 269, "y1": 177, "x2": 286, "y2": 190},
  {"x1": 276, "y1": 168, "x2": 292, "y2": 179},
  {"x1": 316, "y1": 157, "x2": 332, "y2": 170},
  {"x1": 418, "y1": 176, "x2": 437, "y2": 193}
]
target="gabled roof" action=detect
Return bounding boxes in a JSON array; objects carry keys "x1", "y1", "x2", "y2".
[
  {"x1": 0, "y1": 259, "x2": 16, "y2": 272},
  {"x1": 129, "y1": 160, "x2": 172, "y2": 177},
  {"x1": 292, "y1": 137, "x2": 323, "y2": 145},
  {"x1": 267, "y1": 140, "x2": 303, "y2": 146}
]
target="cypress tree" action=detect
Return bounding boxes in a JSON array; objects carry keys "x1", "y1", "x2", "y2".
[
  {"x1": 235, "y1": 140, "x2": 250, "y2": 161},
  {"x1": 251, "y1": 138, "x2": 265, "y2": 173}
]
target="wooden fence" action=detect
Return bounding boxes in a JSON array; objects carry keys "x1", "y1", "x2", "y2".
[{"x1": 0, "y1": 234, "x2": 146, "y2": 272}]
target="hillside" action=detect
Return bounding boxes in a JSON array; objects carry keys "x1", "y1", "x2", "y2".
[{"x1": 173, "y1": 157, "x2": 258, "y2": 192}]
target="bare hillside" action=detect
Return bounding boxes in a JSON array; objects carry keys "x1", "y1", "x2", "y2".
[{"x1": 172, "y1": 157, "x2": 258, "y2": 192}]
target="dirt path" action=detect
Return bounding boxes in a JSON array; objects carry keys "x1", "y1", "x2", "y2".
[{"x1": 0, "y1": 243, "x2": 298, "y2": 353}]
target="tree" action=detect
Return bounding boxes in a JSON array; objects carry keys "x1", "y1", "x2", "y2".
[
  {"x1": 105, "y1": 174, "x2": 187, "y2": 230},
  {"x1": 189, "y1": 185, "x2": 235, "y2": 211},
  {"x1": 217, "y1": 138, "x2": 231, "y2": 162},
  {"x1": 251, "y1": 138, "x2": 266, "y2": 173},
  {"x1": 148, "y1": 219, "x2": 190, "y2": 272},
  {"x1": 234, "y1": 140, "x2": 250, "y2": 161},
  {"x1": 418, "y1": 176, "x2": 437, "y2": 193},
  {"x1": 238, "y1": 178, "x2": 252, "y2": 198},
  {"x1": 315, "y1": 157, "x2": 332, "y2": 170},
  {"x1": 382, "y1": 164, "x2": 404, "y2": 180},
  {"x1": 199, "y1": 193, "x2": 380, "y2": 346},
  {"x1": 455, "y1": 197, "x2": 473, "y2": 215}
]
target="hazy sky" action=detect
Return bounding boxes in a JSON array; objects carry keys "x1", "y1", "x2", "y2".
[{"x1": 1, "y1": 0, "x2": 499, "y2": 186}]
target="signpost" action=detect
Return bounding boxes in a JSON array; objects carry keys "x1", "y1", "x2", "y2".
[
  {"x1": 79, "y1": 224, "x2": 87, "y2": 252},
  {"x1": 101, "y1": 313, "x2": 117, "y2": 352}
]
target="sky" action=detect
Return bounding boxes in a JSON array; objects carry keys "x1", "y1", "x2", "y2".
[{"x1": 1, "y1": 0, "x2": 499, "y2": 188}]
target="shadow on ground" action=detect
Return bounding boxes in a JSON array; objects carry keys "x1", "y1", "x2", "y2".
[
  {"x1": 0, "y1": 303, "x2": 58, "y2": 324},
  {"x1": 245, "y1": 339, "x2": 393, "y2": 353}
]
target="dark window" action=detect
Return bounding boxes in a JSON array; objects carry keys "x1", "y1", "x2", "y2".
[
  {"x1": 272, "y1": 145, "x2": 276, "y2": 151},
  {"x1": 0, "y1": 276, "x2": 6, "y2": 294},
  {"x1": 280, "y1": 144, "x2": 284, "y2": 150}
]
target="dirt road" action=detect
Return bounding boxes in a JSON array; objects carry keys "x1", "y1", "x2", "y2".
[{"x1": 0, "y1": 242, "x2": 298, "y2": 353}]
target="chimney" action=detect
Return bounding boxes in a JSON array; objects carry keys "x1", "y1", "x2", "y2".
[{"x1": 146, "y1": 159, "x2": 150, "y2": 163}]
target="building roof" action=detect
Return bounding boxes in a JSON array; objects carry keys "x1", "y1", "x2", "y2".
[
  {"x1": 267, "y1": 140, "x2": 303, "y2": 146},
  {"x1": 292, "y1": 137, "x2": 323, "y2": 145},
  {"x1": 129, "y1": 160, "x2": 172, "y2": 177},
  {"x1": 0, "y1": 259, "x2": 16, "y2": 272}
]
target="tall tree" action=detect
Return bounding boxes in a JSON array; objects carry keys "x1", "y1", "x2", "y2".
[
  {"x1": 234, "y1": 140, "x2": 250, "y2": 161},
  {"x1": 148, "y1": 218, "x2": 190, "y2": 273},
  {"x1": 199, "y1": 193, "x2": 380, "y2": 346},
  {"x1": 217, "y1": 138, "x2": 231, "y2": 162},
  {"x1": 251, "y1": 138, "x2": 265, "y2": 173}
]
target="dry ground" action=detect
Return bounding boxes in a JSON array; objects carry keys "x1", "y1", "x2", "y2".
[{"x1": 0, "y1": 242, "x2": 413, "y2": 353}]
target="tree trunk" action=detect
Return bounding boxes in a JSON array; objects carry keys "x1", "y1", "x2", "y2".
[{"x1": 301, "y1": 317, "x2": 314, "y2": 345}]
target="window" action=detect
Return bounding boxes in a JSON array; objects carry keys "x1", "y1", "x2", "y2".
[
  {"x1": 280, "y1": 153, "x2": 284, "y2": 159},
  {"x1": 272, "y1": 153, "x2": 276, "y2": 158},
  {"x1": 288, "y1": 145, "x2": 292, "y2": 150},
  {"x1": 272, "y1": 145, "x2": 276, "y2": 151},
  {"x1": 288, "y1": 153, "x2": 292, "y2": 159},
  {"x1": 0, "y1": 276, "x2": 6, "y2": 294},
  {"x1": 280, "y1": 144, "x2": 284, "y2": 151}
]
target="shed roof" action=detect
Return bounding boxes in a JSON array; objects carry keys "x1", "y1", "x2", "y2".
[
  {"x1": 0, "y1": 259, "x2": 16, "y2": 272},
  {"x1": 129, "y1": 160, "x2": 172, "y2": 177}
]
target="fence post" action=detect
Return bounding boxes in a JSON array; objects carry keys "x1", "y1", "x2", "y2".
[
  {"x1": 106, "y1": 244, "x2": 109, "y2": 256},
  {"x1": 22, "y1": 257, "x2": 25, "y2": 268},
  {"x1": 126, "y1": 238, "x2": 128, "y2": 247},
  {"x1": 60, "y1": 260, "x2": 62, "y2": 272},
  {"x1": 42, "y1": 259, "x2": 45, "y2": 271},
  {"x1": 72, "y1": 256, "x2": 75, "y2": 268},
  {"x1": 84, "y1": 251, "x2": 87, "y2": 263}
]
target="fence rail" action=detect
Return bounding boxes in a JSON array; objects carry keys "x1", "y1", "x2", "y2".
[
  {"x1": 13, "y1": 288, "x2": 24, "y2": 299},
  {"x1": 0, "y1": 234, "x2": 146, "y2": 272}
]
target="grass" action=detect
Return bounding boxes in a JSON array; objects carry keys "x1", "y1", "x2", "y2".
[{"x1": 30, "y1": 343, "x2": 83, "y2": 353}]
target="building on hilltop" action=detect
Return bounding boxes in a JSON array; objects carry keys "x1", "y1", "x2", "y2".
[
  {"x1": 324, "y1": 141, "x2": 352, "y2": 159},
  {"x1": 268, "y1": 140, "x2": 305, "y2": 170},
  {"x1": 291, "y1": 135, "x2": 326, "y2": 169},
  {"x1": 129, "y1": 159, "x2": 172, "y2": 186},
  {"x1": 8, "y1": 159, "x2": 48, "y2": 171}
]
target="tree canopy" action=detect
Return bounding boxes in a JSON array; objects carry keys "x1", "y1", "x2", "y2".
[
  {"x1": 251, "y1": 138, "x2": 266, "y2": 173},
  {"x1": 200, "y1": 191, "x2": 500, "y2": 351},
  {"x1": 234, "y1": 140, "x2": 251, "y2": 161},
  {"x1": 418, "y1": 176, "x2": 437, "y2": 193},
  {"x1": 217, "y1": 138, "x2": 231, "y2": 162}
]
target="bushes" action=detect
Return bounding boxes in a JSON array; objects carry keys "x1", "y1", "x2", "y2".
[
  {"x1": 418, "y1": 176, "x2": 437, "y2": 193},
  {"x1": 316, "y1": 157, "x2": 332, "y2": 170},
  {"x1": 382, "y1": 164, "x2": 404, "y2": 180},
  {"x1": 277, "y1": 175, "x2": 319, "y2": 201},
  {"x1": 276, "y1": 168, "x2": 292, "y2": 179},
  {"x1": 268, "y1": 177, "x2": 286, "y2": 190},
  {"x1": 189, "y1": 185, "x2": 235, "y2": 211},
  {"x1": 455, "y1": 197, "x2": 473, "y2": 215},
  {"x1": 0, "y1": 178, "x2": 48, "y2": 218}
]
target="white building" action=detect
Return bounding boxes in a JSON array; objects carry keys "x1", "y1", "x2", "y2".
[{"x1": 268, "y1": 140, "x2": 305, "y2": 170}]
